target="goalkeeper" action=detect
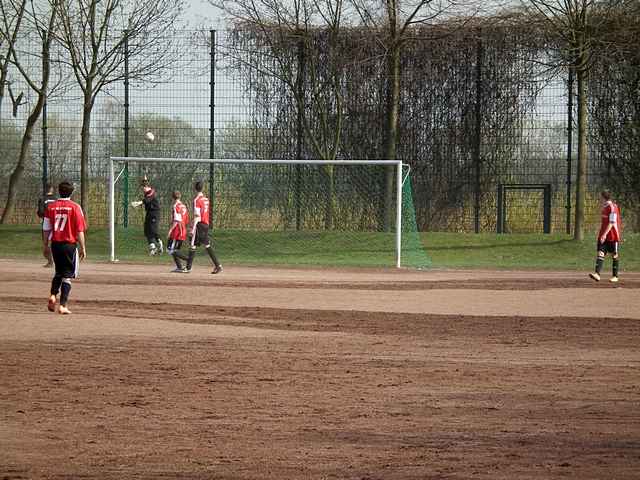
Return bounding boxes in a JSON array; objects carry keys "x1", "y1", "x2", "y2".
[{"x1": 132, "y1": 179, "x2": 163, "y2": 255}]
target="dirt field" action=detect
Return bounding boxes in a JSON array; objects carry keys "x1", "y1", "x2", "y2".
[{"x1": 1, "y1": 259, "x2": 639, "y2": 479}]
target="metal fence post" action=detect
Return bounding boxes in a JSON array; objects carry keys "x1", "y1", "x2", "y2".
[
  {"x1": 566, "y1": 69, "x2": 574, "y2": 235},
  {"x1": 123, "y1": 29, "x2": 130, "y2": 228},
  {"x1": 41, "y1": 29, "x2": 48, "y2": 195},
  {"x1": 474, "y1": 36, "x2": 483, "y2": 234},
  {"x1": 496, "y1": 184, "x2": 503, "y2": 234},
  {"x1": 295, "y1": 37, "x2": 306, "y2": 231},
  {"x1": 543, "y1": 184, "x2": 552, "y2": 234},
  {"x1": 42, "y1": 98, "x2": 48, "y2": 194},
  {"x1": 209, "y1": 30, "x2": 216, "y2": 224}
]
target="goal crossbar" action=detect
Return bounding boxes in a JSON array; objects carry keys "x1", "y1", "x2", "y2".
[
  {"x1": 110, "y1": 157, "x2": 403, "y2": 166},
  {"x1": 108, "y1": 157, "x2": 405, "y2": 268}
]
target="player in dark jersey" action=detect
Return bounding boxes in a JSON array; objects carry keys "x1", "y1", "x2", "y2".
[
  {"x1": 42, "y1": 181, "x2": 87, "y2": 315},
  {"x1": 175, "y1": 181, "x2": 222, "y2": 274},
  {"x1": 589, "y1": 190, "x2": 622, "y2": 283},
  {"x1": 37, "y1": 183, "x2": 57, "y2": 219},
  {"x1": 37, "y1": 183, "x2": 56, "y2": 267},
  {"x1": 132, "y1": 179, "x2": 163, "y2": 255}
]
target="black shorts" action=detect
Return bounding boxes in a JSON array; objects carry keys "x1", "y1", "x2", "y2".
[
  {"x1": 144, "y1": 214, "x2": 160, "y2": 241},
  {"x1": 190, "y1": 222, "x2": 210, "y2": 248},
  {"x1": 597, "y1": 241, "x2": 619, "y2": 255},
  {"x1": 51, "y1": 242, "x2": 78, "y2": 278},
  {"x1": 168, "y1": 239, "x2": 183, "y2": 253}
]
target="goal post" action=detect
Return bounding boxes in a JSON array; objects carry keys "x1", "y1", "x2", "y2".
[{"x1": 108, "y1": 156, "x2": 429, "y2": 269}]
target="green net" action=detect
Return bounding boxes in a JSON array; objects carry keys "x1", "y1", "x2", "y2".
[
  {"x1": 401, "y1": 177, "x2": 432, "y2": 269},
  {"x1": 113, "y1": 159, "x2": 430, "y2": 268}
]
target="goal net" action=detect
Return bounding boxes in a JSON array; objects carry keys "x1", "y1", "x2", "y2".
[{"x1": 108, "y1": 157, "x2": 430, "y2": 269}]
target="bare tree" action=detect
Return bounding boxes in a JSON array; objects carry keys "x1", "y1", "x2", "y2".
[
  {"x1": 0, "y1": 0, "x2": 60, "y2": 224},
  {"x1": 0, "y1": 0, "x2": 27, "y2": 142},
  {"x1": 348, "y1": 0, "x2": 471, "y2": 230},
  {"x1": 588, "y1": 1, "x2": 640, "y2": 231},
  {"x1": 520, "y1": 0, "x2": 635, "y2": 240},
  {"x1": 213, "y1": 0, "x2": 347, "y2": 229},
  {"x1": 55, "y1": 0, "x2": 184, "y2": 216}
]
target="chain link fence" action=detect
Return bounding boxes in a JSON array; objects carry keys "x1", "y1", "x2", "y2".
[{"x1": 1, "y1": 22, "x2": 638, "y2": 234}]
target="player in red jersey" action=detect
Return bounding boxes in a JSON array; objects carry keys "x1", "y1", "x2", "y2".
[
  {"x1": 180, "y1": 181, "x2": 222, "y2": 274},
  {"x1": 589, "y1": 190, "x2": 622, "y2": 283},
  {"x1": 167, "y1": 191, "x2": 190, "y2": 272},
  {"x1": 42, "y1": 181, "x2": 87, "y2": 314}
]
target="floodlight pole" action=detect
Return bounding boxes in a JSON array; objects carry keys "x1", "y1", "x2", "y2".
[{"x1": 109, "y1": 157, "x2": 115, "y2": 262}]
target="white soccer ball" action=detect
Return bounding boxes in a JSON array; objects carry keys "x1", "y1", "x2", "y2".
[{"x1": 145, "y1": 131, "x2": 155, "y2": 142}]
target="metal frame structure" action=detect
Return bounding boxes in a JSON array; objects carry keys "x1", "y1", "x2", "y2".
[
  {"x1": 109, "y1": 157, "x2": 405, "y2": 268},
  {"x1": 497, "y1": 183, "x2": 552, "y2": 234}
]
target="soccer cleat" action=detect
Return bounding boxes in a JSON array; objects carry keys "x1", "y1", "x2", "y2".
[
  {"x1": 610, "y1": 276, "x2": 619, "y2": 283},
  {"x1": 47, "y1": 295, "x2": 56, "y2": 312},
  {"x1": 157, "y1": 239, "x2": 164, "y2": 253},
  {"x1": 57, "y1": 305, "x2": 72, "y2": 315},
  {"x1": 171, "y1": 267, "x2": 187, "y2": 273},
  {"x1": 211, "y1": 265, "x2": 223, "y2": 274},
  {"x1": 589, "y1": 272, "x2": 601, "y2": 282},
  {"x1": 183, "y1": 268, "x2": 192, "y2": 273}
]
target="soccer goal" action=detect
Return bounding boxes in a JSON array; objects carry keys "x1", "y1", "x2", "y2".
[
  {"x1": 108, "y1": 157, "x2": 430, "y2": 269},
  {"x1": 496, "y1": 183, "x2": 552, "y2": 234}
]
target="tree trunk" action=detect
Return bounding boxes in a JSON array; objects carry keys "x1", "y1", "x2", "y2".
[
  {"x1": 0, "y1": 56, "x2": 10, "y2": 169},
  {"x1": 0, "y1": 66, "x2": 7, "y2": 134},
  {"x1": 382, "y1": 43, "x2": 401, "y2": 232},
  {"x1": 0, "y1": 101, "x2": 45, "y2": 223},
  {"x1": 1, "y1": 20, "x2": 51, "y2": 224},
  {"x1": 295, "y1": 39, "x2": 306, "y2": 231},
  {"x1": 0, "y1": 1, "x2": 26, "y2": 154},
  {"x1": 574, "y1": 67, "x2": 588, "y2": 241},
  {"x1": 80, "y1": 91, "x2": 93, "y2": 215}
]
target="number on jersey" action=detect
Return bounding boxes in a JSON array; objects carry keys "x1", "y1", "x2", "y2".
[{"x1": 54, "y1": 213, "x2": 68, "y2": 232}]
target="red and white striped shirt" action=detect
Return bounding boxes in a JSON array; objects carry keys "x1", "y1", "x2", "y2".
[
  {"x1": 169, "y1": 200, "x2": 189, "y2": 241},
  {"x1": 193, "y1": 193, "x2": 210, "y2": 226},
  {"x1": 598, "y1": 201, "x2": 622, "y2": 242}
]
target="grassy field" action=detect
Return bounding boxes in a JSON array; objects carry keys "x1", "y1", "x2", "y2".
[{"x1": 0, "y1": 224, "x2": 637, "y2": 271}]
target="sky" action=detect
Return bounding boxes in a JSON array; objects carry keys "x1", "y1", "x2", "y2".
[
  {"x1": 185, "y1": 0, "x2": 227, "y2": 28},
  {"x1": 183, "y1": 1, "x2": 523, "y2": 29}
]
